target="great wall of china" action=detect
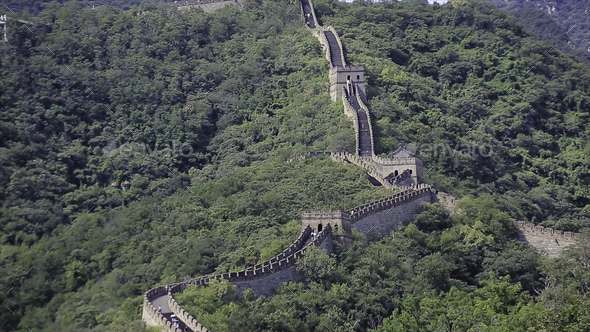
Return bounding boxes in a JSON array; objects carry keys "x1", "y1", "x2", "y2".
[{"x1": 141, "y1": 1, "x2": 581, "y2": 331}]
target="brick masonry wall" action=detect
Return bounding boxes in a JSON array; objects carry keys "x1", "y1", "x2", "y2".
[
  {"x1": 143, "y1": 286, "x2": 184, "y2": 332},
  {"x1": 231, "y1": 264, "x2": 306, "y2": 297},
  {"x1": 352, "y1": 192, "x2": 435, "y2": 239},
  {"x1": 514, "y1": 220, "x2": 578, "y2": 258}
]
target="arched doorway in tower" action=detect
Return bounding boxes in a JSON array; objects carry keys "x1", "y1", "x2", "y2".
[
  {"x1": 318, "y1": 224, "x2": 323, "y2": 233},
  {"x1": 394, "y1": 170, "x2": 398, "y2": 176}
]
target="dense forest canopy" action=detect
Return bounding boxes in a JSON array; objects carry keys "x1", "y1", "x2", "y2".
[
  {"x1": 1, "y1": 0, "x2": 163, "y2": 14},
  {"x1": 483, "y1": 0, "x2": 590, "y2": 63},
  {"x1": 1, "y1": 0, "x2": 590, "y2": 331}
]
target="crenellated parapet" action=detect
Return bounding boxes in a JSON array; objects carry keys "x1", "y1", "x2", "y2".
[
  {"x1": 349, "y1": 183, "x2": 434, "y2": 222},
  {"x1": 331, "y1": 152, "x2": 394, "y2": 188},
  {"x1": 143, "y1": 287, "x2": 185, "y2": 332},
  {"x1": 514, "y1": 220, "x2": 578, "y2": 241},
  {"x1": 144, "y1": 224, "x2": 335, "y2": 331},
  {"x1": 286, "y1": 151, "x2": 414, "y2": 189},
  {"x1": 168, "y1": 295, "x2": 209, "y2": 331}
]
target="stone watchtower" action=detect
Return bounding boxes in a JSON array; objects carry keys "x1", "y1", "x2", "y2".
[
  {"x1": 302, "y1": 210, "x2": 353, "y2": 246},
  {"x1": 374, "y1": 147, "x2": 424, "y2": 186},
  {"x1": 329, "y1": 66, "x2": 366, "y2": 102}
]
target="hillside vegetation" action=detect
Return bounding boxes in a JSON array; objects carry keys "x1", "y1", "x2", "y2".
[
  {"x1": 483, "y1": 0, "x2": 590, "y2": 63},
  {"x1": 1, "y1": 0, "x2": 590, "y2": 331}
]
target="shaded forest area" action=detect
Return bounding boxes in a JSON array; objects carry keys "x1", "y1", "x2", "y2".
[
  {"x1": 484, "y1": 0, "x2": 590, "y2": 64},
  {"x1": 1, "y1": 0, "x2": 163, "y2": 14},
  {"x1": 1, "y1": 0, "x2": 590, "y2": 331}
]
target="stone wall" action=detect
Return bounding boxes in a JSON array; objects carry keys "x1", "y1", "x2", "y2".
[
  {"x1": 352, "y1": 192, "x2": 435, "y2": 240},
  {"x1": 168, "y1": 295, "x2": 209, "y2": 332},
  {"x1": 143, "y1": 287, "x2": 183, "y2": 332},
  {"x1": 342, "y1": 92, "x2": 361, "y2": 156},
  {"x1": 349, "y1": 183, "x2": 432, "y2": 221},
  {"x1": 142, "y1": 0, "x2": 440, "y2": 330},
  {"x1": 315, "y1": 28, "x2": 333, "y2": 68},
  {"x1": 144, "y1": 181, "x2": 443, "y2": 331},
  {"x1": 286, "y1": 151, "x2": 424, "y2": 189},
  {"x1": 231, "y1": 264, "x2": 305, "y2": 297},
  {"x1": 355, "y1": 87, "x2": 374, "y2": 157},
  {"x1": 146, "y1": 225, "x2": 333, "y2": 331},
  {"x1": 513, "y1": 220, "x2": 578, "y2": 241},
  {"x1": 331, "y1": 152, "x2": 393, "y2": 188},
  {"x1": 514, "y1": 220, "x2": 578, "y2": 258}
]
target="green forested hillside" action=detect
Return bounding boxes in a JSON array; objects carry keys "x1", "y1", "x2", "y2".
[
  {"x1": 1, "y1": 0, "x2": 590, "y2": 331},
  {"x1": 483, "y1": 0, "x2": 590, "y2": 63},
  {"x1": 0, "y1": 0, "x2": 162, "y2": 15}
]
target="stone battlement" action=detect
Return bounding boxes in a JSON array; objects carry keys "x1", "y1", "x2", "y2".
[
  {"x1": 143, "y1": 224, "x2": 333, "y2": 332},
  {"x1": 143, "y1": 180, "x2": 445, "y2": 331},
  {"x1": 349, "y1": 183, "x2": 434, "y2": 222},
  {"x1": 286, "y1": 151, "x2": 421, "y2": 189},
  {"x1": 373, "y1": 155, "x2": 424, "y2": 167},
  {"x1": 514, "y1": 220, "x2": 577, "y2": 240}
]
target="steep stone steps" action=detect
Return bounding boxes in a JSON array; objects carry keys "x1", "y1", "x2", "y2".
[
  {"x1": 324, "y1": 30, "x2": 344, "y2": 67},
  {"x1": 347, "y1": 88, "x2": 372, "y2": 157},
  {"x1": 300, "y1": 0, "x2": 316, "y2": 28}
]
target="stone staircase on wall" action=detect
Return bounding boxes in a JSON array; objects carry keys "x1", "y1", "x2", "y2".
[{"x1": 299, "y1": 2, "x2": 424, "y2": 187}]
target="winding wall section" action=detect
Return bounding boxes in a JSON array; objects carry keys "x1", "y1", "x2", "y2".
[
  {"x1": 143, "y1": 182, "x2": 442, "y2": 331},
  {"x1": 142, "y1": 1, "x2": 579, "y2": 331}
]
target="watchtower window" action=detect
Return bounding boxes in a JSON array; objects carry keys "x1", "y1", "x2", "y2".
[
  {"x1": 394, "y1": 170, "x2": 398, "y2": 176},
  {"x1": 318, "y1": 224, "x2": 323, "y2": 232},
  {"x1": 357, "y1": 75, "x2": 360, "y2": 80},
  {"x1": 347, "y1": 75, "x2": 350, "y2": 80}
]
